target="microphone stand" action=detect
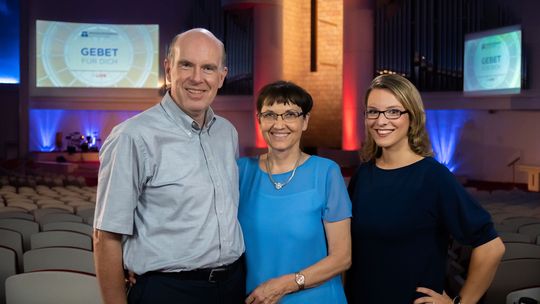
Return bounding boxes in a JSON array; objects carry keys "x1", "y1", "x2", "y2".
[{"x1": 507, "y1": 156, "x2": 521, "y2": 189}]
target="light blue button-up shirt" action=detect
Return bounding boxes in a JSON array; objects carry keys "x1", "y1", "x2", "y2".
[{"x1": 94, "y1": 92, "x2": 244, "y2": 274}]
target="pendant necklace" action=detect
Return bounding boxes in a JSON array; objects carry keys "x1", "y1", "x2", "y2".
[{"x1": 265, "y1": 152, "x2": 302, "y2": 190}]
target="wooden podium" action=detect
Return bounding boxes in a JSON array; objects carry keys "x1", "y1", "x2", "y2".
[{"x1": 517, "y1": 165, "x2": 540, "y2": 192}]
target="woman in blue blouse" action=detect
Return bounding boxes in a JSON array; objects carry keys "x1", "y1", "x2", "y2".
[
  {"x1": 346, "y1": 74, "x2": 505, "y2": 304},
  {"x1": 239, "y1": 80, "x2": 352, "y2": 304}
]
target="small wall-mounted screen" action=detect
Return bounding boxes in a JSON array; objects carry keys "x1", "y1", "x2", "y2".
[{"x1": 463, "y1": 25, "x2": 521, "y2": 96}]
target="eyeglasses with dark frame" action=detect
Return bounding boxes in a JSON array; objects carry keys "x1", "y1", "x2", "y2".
[
  {"x1": 258, "y1": 111, "x2": 305, "y2": 123},
  {"x1": 365, "y1": 109, "x2": 409, "y2": 120}
]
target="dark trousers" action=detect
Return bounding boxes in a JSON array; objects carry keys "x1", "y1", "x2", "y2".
[{"x1": 128, "y1": 258, "x2": 246, "y2": 304}]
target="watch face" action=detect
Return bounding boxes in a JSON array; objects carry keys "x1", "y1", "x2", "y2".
[{"x1": 295, "y1": 273, "x2": 305, "y2": 285}]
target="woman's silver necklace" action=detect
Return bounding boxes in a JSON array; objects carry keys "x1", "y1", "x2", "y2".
[{"x1": 265, "y1": 153, "x2": 302, "y2": 190}]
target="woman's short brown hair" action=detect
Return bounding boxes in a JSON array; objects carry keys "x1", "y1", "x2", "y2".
[{"x1": 256, "y1": 80, "x2": 313, "y2": 115}]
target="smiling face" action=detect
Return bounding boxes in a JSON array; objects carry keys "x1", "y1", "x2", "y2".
[
  {"x1": 259, "y1": 102, "x2": 309, "y2": 153},
  {"x1": 164, "y1": 30, "x2": 227, "y2": 125},
  {"x1": 365, "y1": 88, "x2": 411, "y2": 154}
]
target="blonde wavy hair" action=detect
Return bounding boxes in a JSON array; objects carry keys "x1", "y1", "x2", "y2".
[{"x1": 360, "y1": 74, "x2": 433, "y2": 162}]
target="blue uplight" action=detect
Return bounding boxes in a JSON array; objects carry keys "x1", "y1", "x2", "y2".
[
  {"x1": 426, "y1": 110, "x2": 470, "y2": 172},
  {"x1": 30, "y1": 109, "x2": 140, "y2": 152},
  {"x1": 30, "y1": 109, "x2": 65, "y2": 151},
  {"x1": 0, "y1": 77, "x2": 18, "y2": 84},
  {"x1": 80, "y1": 111, "x2": 104, "y2": 148},
  {"x1": 0, "y1": 0, "x2": 20, "y2": 84}
]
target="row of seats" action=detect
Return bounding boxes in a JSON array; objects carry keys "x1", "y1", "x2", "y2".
[
  {"x1": 0, "y1": 210, "x2": 94, "y2": 255},
  {"x1": 0, "y1": 183, "x2": 98, "y2": 304},
  {"x1": 447, "y1": 188, "x2": 540, "y2": 304},
  {"x1": 2, "y1": 184, "x2": 540, "y2": 303},
  {"x1": 0, "y1": 173, "x2": 88, "y2": 188},
  {"x1": 479, "y1": 189, "x2": 540, "y2": 247}
]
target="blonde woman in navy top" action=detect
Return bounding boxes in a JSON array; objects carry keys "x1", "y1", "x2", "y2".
[{"x1": 346, "y1": 74, "x2": 505, "y2": 304}]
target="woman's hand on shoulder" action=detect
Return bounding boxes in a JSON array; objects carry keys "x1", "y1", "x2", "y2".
[
  {"x1": 245, "y1": 274, "x2": 298, "y2": 304},
  {"x1": 414, "y1": 287, "x2": 453, "y2": 304}
]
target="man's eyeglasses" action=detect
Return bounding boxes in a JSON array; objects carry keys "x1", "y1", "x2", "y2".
[
  {"x1": 365, "y1": 109, "x2": 409, "y2": 120},
  {"x1": 258, "y1": 111, "x2": 304, "y2": 123}
]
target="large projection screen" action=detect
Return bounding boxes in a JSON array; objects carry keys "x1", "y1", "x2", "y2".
[
  {"x1": 36, "y1": 20, "x2": 159, "y2": 89},
  {"x1": 463, "y1": 25, "x2": 521, "y2": 96}
]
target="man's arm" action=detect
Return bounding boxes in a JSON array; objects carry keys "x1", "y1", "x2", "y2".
[{"x1": 93, "y1": 229, "x2": 127, "y2": 304}]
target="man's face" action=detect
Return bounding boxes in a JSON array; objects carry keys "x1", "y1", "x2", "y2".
[{"x1": 165, "y1": 32, "x2": 227, "y2": 123}]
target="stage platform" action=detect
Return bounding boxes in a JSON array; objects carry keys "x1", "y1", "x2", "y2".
[
  {"x1": 31, "y1": 151, "x2": 99, "y2": 163},
  {"x1": 30, "y1": 152, "x2": 100, "y2": 186}
]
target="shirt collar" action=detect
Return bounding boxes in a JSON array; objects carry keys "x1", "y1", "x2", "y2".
[{"x1": 161, "y1": 91, "x2": 216, "y2": 133}]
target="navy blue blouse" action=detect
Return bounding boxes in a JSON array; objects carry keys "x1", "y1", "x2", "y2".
[{"x1": 346, "y1": 157, "x2": 497, "y2": 304}]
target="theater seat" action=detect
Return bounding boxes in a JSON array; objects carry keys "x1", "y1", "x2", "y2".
[
  {"x1": 0, "y1": 246, "x2": 17, "y2": 304},
  {"x1": 484, "y1": 259, "x2": 540, "y2": 304},
  {"x1": 30, "y1": 230, "x2": 92, "y2": 250},
  {"x1": 506, "y1": 287, "x2": 540, "y2": 304},
  {"x1": 23, "y1": 247, "x2": 95, "y2": 274},
  {"x1": 502, "y1": 243, "x2": 540, "y2": 261},
  {"x1": 5, "y1": 270, "x2": 103, "y2": 304}
]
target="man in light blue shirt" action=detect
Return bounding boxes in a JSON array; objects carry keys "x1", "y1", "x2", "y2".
[{"x1": 93, "y1": 28, "x2": 245, "y2": 304}]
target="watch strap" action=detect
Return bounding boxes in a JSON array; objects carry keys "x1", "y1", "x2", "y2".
[{"x1": 294, "y1": 272, "x2": 305, "y2": 290}]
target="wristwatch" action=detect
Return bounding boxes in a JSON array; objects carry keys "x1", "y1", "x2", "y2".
[
  {"x1": 294, "y1": 272, "x2": 305, "y2": 290},
  {"x1": 453, "y1": 295, "x2": 462, "y2": 304}
]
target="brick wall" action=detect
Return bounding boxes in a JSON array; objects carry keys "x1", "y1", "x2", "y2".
[{"x1": 283, "y1": 0, "x2": 343, "y2": 149}]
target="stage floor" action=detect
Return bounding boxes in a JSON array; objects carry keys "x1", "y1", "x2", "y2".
[{"x1": 30, "y1": 151, "x2": 99, "y2": 186}]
